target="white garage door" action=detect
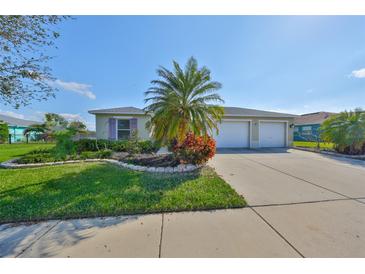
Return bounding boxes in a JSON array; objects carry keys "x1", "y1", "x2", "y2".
[
  {"x1": 259, "y1": 122, "x2": 286, "y2": 147},
  {"x1": 214, "y1": 121, "x2": 250, "y2": 148}
]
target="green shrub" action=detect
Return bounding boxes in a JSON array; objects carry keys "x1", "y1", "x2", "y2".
[
  {"x1": 96, "y1": 149, "x2": 113, "y2": 158},
  {"x1": 53, "y1": 130, "x2": 76, "y2": 158},
  {"x1": 74, "y1": 139, "x2": 160, "y2": 154},
  {"x1": 110, "y1": 140, "x2": 128, "y2": 152},
  {"x1": 80, "y1": 149, "x2": 112, "y2": 160},
  {"x1": 0, "y1": 122, "x2": 9, "y2": 144},
  {"x1": 321, "y1": 108, "x2": 365, "y2": 155},
  {"x1": 17, "y1": 153, "x2": 58, "y2": 164},
  {"x1": 138, "y1": 140, "x2": 160, "y2": 153}
]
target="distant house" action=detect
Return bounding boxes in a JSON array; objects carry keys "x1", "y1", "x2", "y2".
[
  {"x1": 0, "y1": 114, "x2": 41, "y2": 143},
  {"x1": 294, "y1": 112, "x2": 337, "y2": 141}
]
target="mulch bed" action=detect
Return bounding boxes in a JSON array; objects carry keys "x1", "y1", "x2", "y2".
[{"x1": 112, "y1": 152, "x2": 180, "y2": 167}]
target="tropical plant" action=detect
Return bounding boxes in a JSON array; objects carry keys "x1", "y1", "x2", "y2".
[
  {"x1": 144, "y1": 57, "x2": 224, "y2": 144},
  {"x1": 171, "y1": 132, "x2": 216, "y2": 165},
  {"x1": 0, "y1": 121, "x2": 9, "y2": 143},
  {"x1": 320, "y1": 108, "x2": 365, "y2": 154},
  {"x1": 23, "y1": 123, "x2": 48, "y2": 135}
]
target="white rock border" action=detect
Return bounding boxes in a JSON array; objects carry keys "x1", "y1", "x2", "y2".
[{"x1": 0, "y1": 158, "x2": 202, "y2": 173}]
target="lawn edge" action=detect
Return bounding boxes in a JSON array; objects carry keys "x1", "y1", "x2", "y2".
[{"x1": 0, "y1": 203, "x2": 247, "y2": 226}]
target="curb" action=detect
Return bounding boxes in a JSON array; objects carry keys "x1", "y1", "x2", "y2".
[{"x1": 292, "y1": 147, "x2": 365, "y2": 160}]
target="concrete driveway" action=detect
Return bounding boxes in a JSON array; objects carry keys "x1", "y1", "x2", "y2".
[
  {"x1": 210, "y1": 148, "x2": 365, "y2": 257},
  {"x1": 1, "y1": 148, "x2": 364, "y2": 258}
]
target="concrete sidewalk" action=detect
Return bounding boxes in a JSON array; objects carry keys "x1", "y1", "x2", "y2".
[{"x1": 0, "y1": 209, "x2": 300, "y2": 258}]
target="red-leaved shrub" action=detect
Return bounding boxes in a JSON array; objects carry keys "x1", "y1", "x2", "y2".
[{"x1": 171, "y1": 132, "x2": 216, "y2": 165}]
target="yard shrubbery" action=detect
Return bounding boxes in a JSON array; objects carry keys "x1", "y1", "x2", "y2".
[
  {"x1": 14, "y1": 137, "x2": 160, "y2": 164},
  {"x1": 171, "y1": 132, "x2": 216, "y2": 165},
  {"x1": 320, "y1": 108, "x2": 365, "y2": 155},
  {"x1": 74, "y1": 139, "x2": 160, "y2": 154}
]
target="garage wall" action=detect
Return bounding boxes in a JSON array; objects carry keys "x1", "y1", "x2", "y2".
[
  {"x1": 95, "y1": 114, "x2": 150, "y2": 140},
  {"x1": 222, "y1": 116, "x2": 295, "y2": 148}
]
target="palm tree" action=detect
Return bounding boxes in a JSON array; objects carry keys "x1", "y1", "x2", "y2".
[
  {"x1": 321, "y1": 108, "x2": 365, "y2": 154},
  {"x1": 144, "y1": 57, "x2": 224, "y2": 144},
  {"x1": 23, "y1": 123, "x2": 48, "y2": 136},
  {"x1": 23, "y1": 123, "x2": 48, "y2": 141}
]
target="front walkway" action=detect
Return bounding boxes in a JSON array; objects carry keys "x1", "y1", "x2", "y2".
[
  {"x1": 1, "y1": 148, "x2": 364, "y2": 257},
  {"x1": 0, "y1": 208, "x2": 299, "y2": 258}
]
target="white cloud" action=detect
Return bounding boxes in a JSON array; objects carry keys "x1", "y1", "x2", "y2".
[
  {"x1": 350, "y1": 68, "x2": 365, "y2": 78},
  {"x1": 54, "y1": 79, "x2": 96, "y2": 100},
  {"x1": 0, "y1": 110, "x2": 25, "y2": 119},
  {"x1": 60, "y1": 113, "x2": 84, "y2": 121}
]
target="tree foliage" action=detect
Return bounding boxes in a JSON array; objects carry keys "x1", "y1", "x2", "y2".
[
  {"x1": 144, "y1": 57, "x2": 224, "y2": 144},
  {"x1": 320, "y1": 108, "x2": 365, "y2": 154},
  {"x1": 0, "y1": 121, "x2": 9, "y2": 143},
  {"x1": 0, "y1": 16, "x2": 68, "y2": 108}
]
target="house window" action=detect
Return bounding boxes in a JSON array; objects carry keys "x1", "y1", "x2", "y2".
[{"x1": 117, "y1": 119, "x2": 130, "y2": 140}]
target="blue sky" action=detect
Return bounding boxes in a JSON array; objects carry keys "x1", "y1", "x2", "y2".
[{"x1": 1, "y1": 16, "x2": 365, "y2": 129}]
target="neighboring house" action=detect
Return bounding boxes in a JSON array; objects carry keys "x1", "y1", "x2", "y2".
[
  {"x1": 89, "y1": 106, "x2": 297, "y2": 148},
  {"x1": 294, "y1": 112, "x2": 337, "y2": 141},
  {"x1": 0, "y1": 114, "x2": 41, "y2": 143}
]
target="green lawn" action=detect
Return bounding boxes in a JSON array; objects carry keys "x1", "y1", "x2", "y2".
[
  {"x1": 293, "y1": 141, "x2": 334, "y2": 150},
  {"x1": 0, "y1": 143, "x2": 55, "y2": 162},
  {"x1": 0, "y1": 163, "x2": 246, "y2": 223}
]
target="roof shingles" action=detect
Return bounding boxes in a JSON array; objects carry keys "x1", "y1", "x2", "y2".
[{"x1": 88, "y1": 106, "x2": 296, "y2": 118}]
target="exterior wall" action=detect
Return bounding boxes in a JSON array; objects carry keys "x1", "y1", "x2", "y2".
[
  {"x1": 94, "y1": 113, "x2": 294, "y2": 147},
  {"x1": 95, "y1": 114, "x2": 150, "y2": 140},
  {"x1": 222, "y1": 116, "x2": 295, "y2": 148},
  {"x1": 8, "y1": 126, "x2": 45, "y2": 143},
  {"x1": 9, "y1": 126, "x2": 27, "y2": 143},
  {"x1": 294, "y1": 124, "x2": 320, "y2": 141}
]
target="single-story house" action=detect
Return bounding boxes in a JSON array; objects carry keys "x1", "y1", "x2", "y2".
[
  {"x1": 294, "y1": 112, "x2": 336, "y2": 141},
  {"x1": 0, "y1": 114, "x2": 41, "y2": 143},
  {"x1": 89, "y1": 106, "x2": 297, "y2": 148}
]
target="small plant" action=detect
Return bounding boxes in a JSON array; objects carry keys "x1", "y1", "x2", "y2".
[
  {"x1": 138, "y1": 140, "x2": 160, "y2": 153},
  {"x1": 0, "y1": 121, "x2": 9, "y2": 144},
  {"x1": 172, "y1": 132, "x2": 216, "y2": 165},
  {"x1": 53, "y1": 130, "x2": 76, "y2": 159},
  {"x1": 320, "y1": 108, "x2": 365, "y2": 155}
]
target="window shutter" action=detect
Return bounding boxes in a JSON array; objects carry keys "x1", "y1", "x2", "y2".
[
  {"x1": 130, "y1": 118, "x2": 138, "y2": 137},
  {"x1": 130, "y1": 118, "x2": 138, "y2": 130},
  {"x1": 108, "y1": 118, "x2": 116, "y2": 140}
]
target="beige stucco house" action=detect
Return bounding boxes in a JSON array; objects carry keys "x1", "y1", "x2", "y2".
[{"x1": 88, "y1": 106, "x2": 296, "y2": 148}]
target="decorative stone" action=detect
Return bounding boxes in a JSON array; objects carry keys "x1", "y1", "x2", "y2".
[
  {"x1": 147, "y1": 167, "x2": 156, "y2": 172},
  {"x1": 177, "y1": 164, "x2": 186, "y2": 172},
  {"x1": 155, "y1": 167, "x2": 165, "y2": 173},
  {"x1": 184, "y1": 164, "x2": 195, "y2": 171},
  {"x1": 164, "y1": 166, "x2": 173, "y2": 173}
]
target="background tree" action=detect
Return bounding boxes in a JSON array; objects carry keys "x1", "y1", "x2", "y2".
[
  {"x1": 0, "y1": 121, "x2": 9, "y2": 143},
  {"x1": 44, "y1": 113, "x2": 68, "y2": 129},
  {"x1": 68, "y1": 120, "x2": 87, "y2": 133},
  {"x1": 0, "y1": 16, "x2": 68, "y2": 108},
  {"x1": 144, "y1": 57, "x2": 224, "y2": 144},
  {"x1": 320, "y1": 108, "x2": 365, "y2": 154}
]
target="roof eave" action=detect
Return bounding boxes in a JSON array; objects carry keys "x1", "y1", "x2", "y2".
[
  {"x1": 223, "y1": 114, "x2": 297, "y2": 118},
  {"x1": 88, "y1": 111, "x2": 146, "y2": 115}
]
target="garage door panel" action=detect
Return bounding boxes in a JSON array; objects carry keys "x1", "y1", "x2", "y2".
[
  {"x1": 214, "y1": 121, "x2": 250, "y2": 148},
  {"x1": 260, "y1": 122, "x2": 286, "y2": 147}
]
